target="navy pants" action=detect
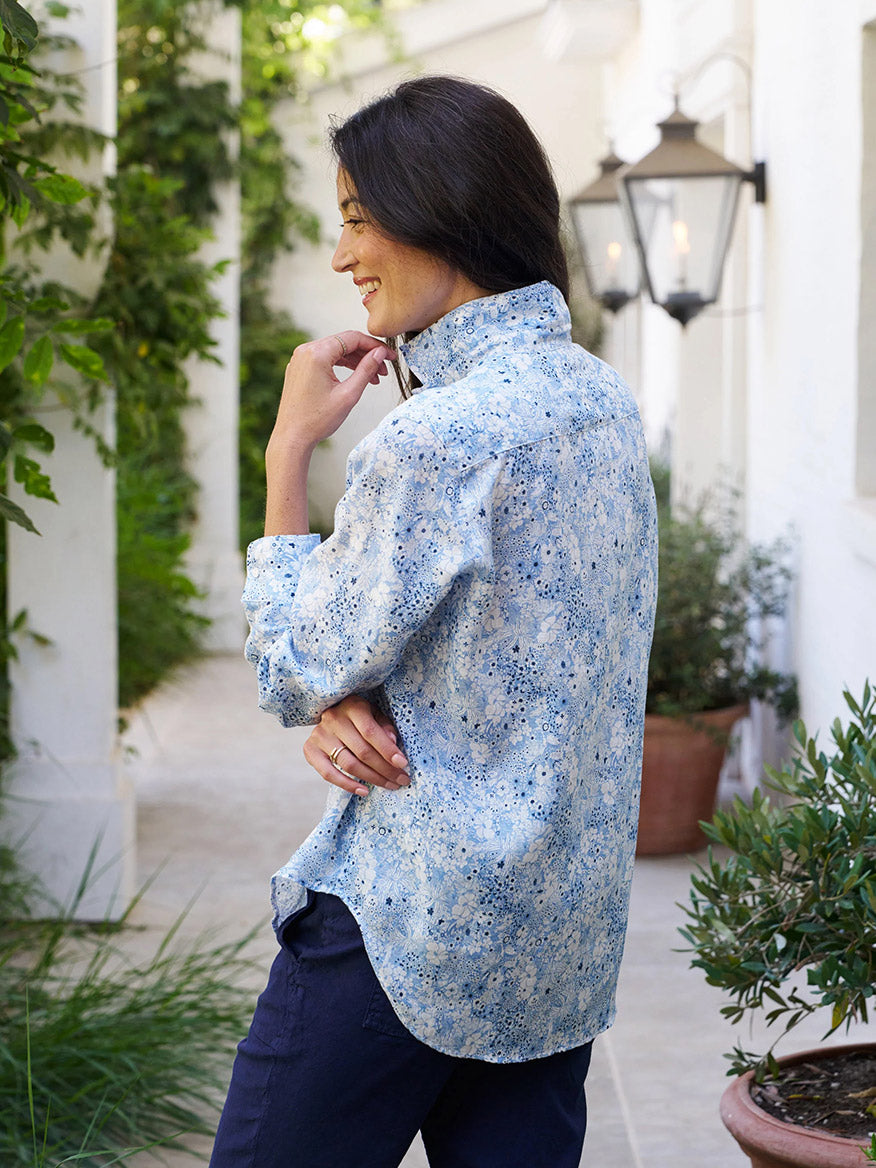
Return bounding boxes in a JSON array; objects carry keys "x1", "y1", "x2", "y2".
[{"x1": 210, "y1": 892, "x2": 592, "y2": 1168}]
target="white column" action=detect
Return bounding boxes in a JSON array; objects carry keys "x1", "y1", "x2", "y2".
[
  {"x1": 3, "y1": 0, "x2": 135, "y2": 920},
  {"x1": 184, "y1": 3, "x2": 245, "y2": 652}
]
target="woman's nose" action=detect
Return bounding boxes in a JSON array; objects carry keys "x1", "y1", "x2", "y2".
[{"x1": 332, "y1": 234, "x2": 354, "y2": 273}]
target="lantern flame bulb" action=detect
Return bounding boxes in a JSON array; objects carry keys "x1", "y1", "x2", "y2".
[
  {"x1": 672, "y1": 219, "x2": 691, "y2": 255},
  {"x1": 605, "y1": 239, "x2": 623, "y2": 283}
]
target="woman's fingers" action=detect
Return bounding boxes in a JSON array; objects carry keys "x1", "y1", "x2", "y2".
[
  {"x1": 331, "y1": 330, "x2": 395, "y2": 371},
  {"x1": 330, "y1": 342, "x2": 397, "y2": 406},
  {"x1": 322, "y1": 698, "x2": 409, "y2": 776},
  {"x1": 376, "y1": 712, "x2": 398, "y2": 743},
  {"x1": 301, "y1": 695, "x2": 410, "y2": 797},
  {"x1": 329, "y1": 332, "x2": 396, "y2": 389},
  {"x1": 303, "y1": 736, "x2": 400, "y2": 797},
  {"x1": 308, "y1": 720, "x2": 407, "y2": 790},
  {"x1": 303, "y1": 735, "x2": 369, "y2": 797},
  {"x1": 270, "y1": 334, "x2": 397, "y2": 453}
]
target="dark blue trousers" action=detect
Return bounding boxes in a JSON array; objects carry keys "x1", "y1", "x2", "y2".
[{"x1": 210, "y1": 892, "x2": 592, "y2": 1168}]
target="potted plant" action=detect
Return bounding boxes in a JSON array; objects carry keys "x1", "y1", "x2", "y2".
[
  {"x1": 638, "y1": 476, "x2": 797, "y2": 854},
  {"x1": 681, "y1": 682, "x2": 876, "y2": 1167}
]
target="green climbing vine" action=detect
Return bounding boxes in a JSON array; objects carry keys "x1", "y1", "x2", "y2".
[
  {"x1": 113, "y1": 0, "x2": 387, "y2": 692},
  {"x1": 237, "y1": 0, "x2": 386, "y2": 546},
  {"x1": 0, "y1": 0, "x2": 389, "y2": 723},
  {"x1": 0, "y1": 1, "x2": 114, "y2": 756}
]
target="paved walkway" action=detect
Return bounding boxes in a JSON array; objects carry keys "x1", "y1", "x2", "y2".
[{"x1": 120, "y1": 654, "x2": 865, "y2": 1168}]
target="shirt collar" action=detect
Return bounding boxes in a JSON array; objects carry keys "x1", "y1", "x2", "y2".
[{"x1": 398, "y1": 281, "x2": 570, "y2": 392}]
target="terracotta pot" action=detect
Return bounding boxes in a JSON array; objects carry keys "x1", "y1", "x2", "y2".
[
  {"x1": 720, "y1": 1044, "x2": 876, "y2": 1167},
  {"x1": 635, "y1": 704, "x2": 747, "y2": 855}
]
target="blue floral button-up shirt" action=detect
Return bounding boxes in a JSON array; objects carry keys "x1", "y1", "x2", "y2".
[{"x1": 242, "y1": 281, "x2": 657, "y2": 1062}]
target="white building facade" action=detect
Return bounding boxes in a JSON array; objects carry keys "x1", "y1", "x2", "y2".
[{"x1": 276, "y1": 0, "x2": 876, "y2": 754}]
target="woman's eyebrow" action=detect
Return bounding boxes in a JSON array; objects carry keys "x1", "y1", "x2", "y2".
[{"x1": 339, "y1": 196, "x2": 363, "y2": 212}]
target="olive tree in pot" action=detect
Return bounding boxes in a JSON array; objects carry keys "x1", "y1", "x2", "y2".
[
  {"x1": 681, "y1": 683, "x2": 876, "y2": 1168},
  {"x1": 639, "y1": 481, "x2": 798, "y2": 854}
]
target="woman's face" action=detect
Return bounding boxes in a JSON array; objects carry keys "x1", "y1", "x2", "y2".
[{"x1": 332, "y1": 169, "x2": 487, "y2": 336}]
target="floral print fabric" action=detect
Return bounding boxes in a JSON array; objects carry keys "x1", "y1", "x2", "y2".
[{"x1": 243, "y1": 281, "x2": 658, "y2": 1062}]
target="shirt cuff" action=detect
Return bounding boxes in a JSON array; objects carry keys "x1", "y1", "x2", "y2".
[
  {"x1": 246, "y1": 533, "x2": 321, "y2": 573},
  {"x1": 242, "y1": 534, "x2": 321, "y2": 616}
]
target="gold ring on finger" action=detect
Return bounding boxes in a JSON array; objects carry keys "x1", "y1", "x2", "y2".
[
  {"x1": 333, "y1": 334, "x2": 347, "y2": 358},
  {"x1": 329, "y1": 744, "x2": 346, "y2": 767}
]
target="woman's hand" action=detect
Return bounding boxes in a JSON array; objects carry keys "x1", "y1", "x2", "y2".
[
  {"x1": 303, "y1": 695, "x2": 410, "y2": 797},
  {"x1": 268, "y1": 331, "x2": 396, "y2": 458},
  {"x1": 264, "y1": 331, "x2": 396, "y2": 536}
]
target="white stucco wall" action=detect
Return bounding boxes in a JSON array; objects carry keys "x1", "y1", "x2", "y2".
[
  {"x1": 271, "y1": 0, "x2": 635, "y2": 526},
  {"x1": 185, "y1": 2, "x2": 246, "y2": 651},
  {"x1": 745, "y1": 0, "x2": 876, "y2": 734},
  {"x1": 611, "y1": 0, "x2": 876, "y2": 739}
]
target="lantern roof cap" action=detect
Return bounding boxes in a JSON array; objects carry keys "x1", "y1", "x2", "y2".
[
  {"x1": 623, "y1": 100, "x2": 746, "y2": 182},
  {"x1": 570, "y1": 148, "x2": 626, "y2": 205}
]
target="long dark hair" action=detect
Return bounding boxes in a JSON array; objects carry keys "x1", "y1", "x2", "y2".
[{"x1": 330, "y1": 76, "x2": 569, "y2": 394}]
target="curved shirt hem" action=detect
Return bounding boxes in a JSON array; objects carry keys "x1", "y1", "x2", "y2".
[{"x1": 275, "y1": 879, "x2": 615, "y2": 1064}]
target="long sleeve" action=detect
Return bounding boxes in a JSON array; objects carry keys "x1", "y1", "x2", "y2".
[{"x1": 242, "y1": 412, "x2": 495, "y2": 726}]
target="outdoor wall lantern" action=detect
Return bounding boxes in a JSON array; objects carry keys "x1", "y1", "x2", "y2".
[
  {"x1": 568, "y1": 149, "x2": 640, "y2": 314},
  {"x1": 619, "y1": 100, "x2": 767, "y2": 326}
]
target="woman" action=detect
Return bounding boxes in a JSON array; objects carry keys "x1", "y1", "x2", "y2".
[{"x1": 211, "y1": 76, "x2": 657, "y2": 1168}]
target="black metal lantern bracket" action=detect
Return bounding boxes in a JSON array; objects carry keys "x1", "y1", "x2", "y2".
[
  {"x1": 674, "y1": 51, "x2": 767, "y2": 203},
  {"x1": 744, "y1": 160, "x2": 767, "y2": 205}
]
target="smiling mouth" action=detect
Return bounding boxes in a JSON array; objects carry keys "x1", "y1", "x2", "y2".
[{"x1": 358, "y1": 279, "x2": 380, "y2": 301}]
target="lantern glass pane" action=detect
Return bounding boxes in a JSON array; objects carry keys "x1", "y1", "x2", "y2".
[
  {"x1": 624, "y1": 174, "x2": 742, "y2": 308},
  {"x1": 570, "y1": 201, "x2": 639, "y2": 300}
]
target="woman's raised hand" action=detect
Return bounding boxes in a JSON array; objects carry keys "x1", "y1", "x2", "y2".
[
  {"x1": 263, "y1": 331, "x2": 396, "y2": 536},
  {"x1": 303, "y1": 695, "x2": 410, "y2": 797},
  {"x1": 268, "y1": 331, "x2": 396, "y2": 457}
]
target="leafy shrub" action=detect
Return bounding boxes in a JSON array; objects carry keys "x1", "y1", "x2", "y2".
[
  {"x1": 116, "y1": 454, "x2": 208, "y2": 707},
  {"x1": 238, "y1": 289, "x2": 309, "y2": 548},
  {"x1": 681, "y1": 683, "x2": 876, "y2": 1076},
  {"x1": 93, "y1": 166, "x2": 222, "y2": 705},
  {"x1": 648, "y1": 493, "x2": 798, "y2": 719}
]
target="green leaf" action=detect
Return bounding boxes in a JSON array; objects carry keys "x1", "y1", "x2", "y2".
[
  {"x1": 0, "y1": 490, "x2": 39, "y2": 533},
  {"x1": 0, "y1": 419, "x2": 11, "y2": 459},
  {"x1": 33, "y1": 172, "x2": 88, "y2": 205},
  {"x1": 30, "y1": 295, "x2": 69, "y2": 313},
  {"x1": 22, "y1": 334, "x2": 52, "y2": 384},
  {"x1": 0, "y1": 0, "x2": 39, "y2": 52},
  {"x1": 13, "y1": 421, "x2": 53, "y2": 452},
  {"x1": 0, "y1": 313, "x2": 24, "y2": 370},
  {"x1": 9, "y1": 191, "x2": 30, "y2": 226},
  {"x1": 13, "y1": 454, "x2": 57, "y2": 501},
  {"x1": 59, "y1": 341, "x2": 109, "y2": 382},
  {"x1": 52, "y1": 316, "x2": 114, "y2": 335}
]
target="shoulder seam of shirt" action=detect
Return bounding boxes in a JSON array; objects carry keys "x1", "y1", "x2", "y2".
[
  {"x1": 466, "y1": 408, "x2": 643, "y2": 473},
  {"x1": 379, "y1": 405, "x2": 642, "y2": 480}
]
